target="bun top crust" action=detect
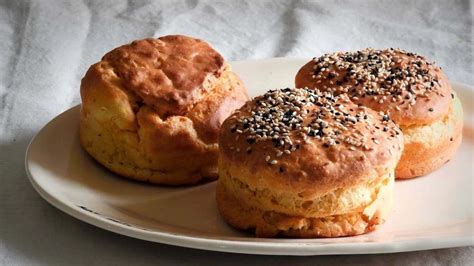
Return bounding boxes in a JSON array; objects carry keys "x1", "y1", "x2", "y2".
[
  {"x1": 81, "y1": 35, "x2": 249, "y2": 145},
  {"x1": 220, "y1": 88, "x2": 404, "y2": 195},
  {"x1": 102, "y1": 35, "x2": 224, "y2": 117},
  {"x1": 295, "y1": 48, "x2": 452, "y2": 126}
]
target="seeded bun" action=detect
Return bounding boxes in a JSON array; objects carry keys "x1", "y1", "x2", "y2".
[
  {"x1": 80, "y1": 35, "x2": 249, "y2": 185},
  {"x1": 295, "y1": 48, "x2": 463, "y2": 179},
  {"x1": 217, "y1": 88, "x2": 404, "y2": 237}
]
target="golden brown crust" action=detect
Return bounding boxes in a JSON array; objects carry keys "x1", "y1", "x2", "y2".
[
  {"x1": 79, "y1": 35, "x2": 249, "y2": 185},
  {"x1": 103, "y1": 36, "x2": 225, "y2": 117},
  {"x1": 295, "y1": 48, "x2": 452, "y2": 127},
  {"x1": 395, "y1": 94, "x2": 463, "y2": 178},
  {"x1": 217, "y1": 88, "x2": 403, "y2": 237}
]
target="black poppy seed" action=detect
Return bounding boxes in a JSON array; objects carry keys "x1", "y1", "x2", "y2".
[{"x1": 428, "y1": 108, "x2": 434, "y2": 112}]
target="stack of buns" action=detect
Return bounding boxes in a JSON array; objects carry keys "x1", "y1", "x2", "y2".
[{"x1": 79, "y1": 36, "x2": 463, "y2": 238}]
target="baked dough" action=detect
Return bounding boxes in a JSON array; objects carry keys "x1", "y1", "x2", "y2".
[
  {"x1": 80, "y1": 35, "x2": 249, "y2": 185},
  {"x1": 295, "y1": 48, "x2": 463, "y2": 179},
  {"x1": 217, "y1": 88, "x2": 404, "y2": 237}
]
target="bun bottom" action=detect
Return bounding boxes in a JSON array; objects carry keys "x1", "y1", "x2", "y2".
[
  {"x1": 216, "y1": 176, "x2": 393, "y2": 238},
  {"x1": 395, "y1": 94, "x2": 463, "y2": 179},
  {"x1": 80, "y1": 144, "x2": 218, "y2": 185},
  {"x1": 79, "y1": 121, "x2": 218, "y2": 186}
]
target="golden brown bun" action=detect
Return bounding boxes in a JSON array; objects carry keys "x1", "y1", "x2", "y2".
[
  {"x1": 295, "y1": 48, "x2": 463, "y2": 179},
  {"x1": 79, "y1": 35, "x2": 249, "y2": 185},
  {"x1": 217, "y1": 88, "x2": 404, "y2": 237}
]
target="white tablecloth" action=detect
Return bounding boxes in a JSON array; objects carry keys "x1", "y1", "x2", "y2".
[{"x1": 1, "y1": 0, "x2": 472, "y2": 264}]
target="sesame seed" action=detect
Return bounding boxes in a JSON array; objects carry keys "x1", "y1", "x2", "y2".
[{"x1": 308, "y1": 48, "x2": 442, "y2": 108}]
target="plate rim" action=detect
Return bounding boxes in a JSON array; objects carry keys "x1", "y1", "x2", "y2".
[{"x1": 25, "y1": 58, "x2": 474, "y2": 256}]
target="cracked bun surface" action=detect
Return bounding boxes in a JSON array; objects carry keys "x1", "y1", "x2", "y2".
[
  {"x1": 295, "y1": 48, "x2": 463, "y2": 179},
  {"x1": 79, "y1": 35, "x2": 249, "y2": 185},
  {"x1": 217, "y1": 88, "x2": 404, "y2": 237}
]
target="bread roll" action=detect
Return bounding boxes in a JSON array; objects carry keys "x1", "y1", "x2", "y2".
[
  {"x1": 217, "y1": 88, "x2": 404, "y2": 237},
  {"x1": 295, "y1": 48, "x2": 463, "y2": 179},
  {"x1": 80, "y1": 35, "x2": 249, "y2": 185}
]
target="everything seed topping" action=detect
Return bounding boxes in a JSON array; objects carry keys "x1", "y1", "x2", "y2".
[
  {"x1": 309, "y1": 48, "x2": 443, "y2": 112},
  {"x1": 228, "y1": 88, "x2": 401, "y2": 166}
]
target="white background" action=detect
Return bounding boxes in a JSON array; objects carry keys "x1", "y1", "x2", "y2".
[{"x1": 0, "y1": 0, "x2": 472, "y2": 264}]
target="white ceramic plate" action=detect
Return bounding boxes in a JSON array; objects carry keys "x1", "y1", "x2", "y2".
[{"x1": 25, "y1": 58, "x2": 474, "y2": 256}]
